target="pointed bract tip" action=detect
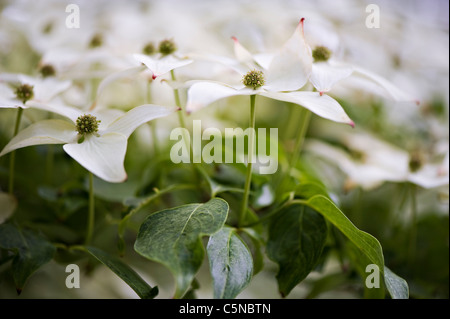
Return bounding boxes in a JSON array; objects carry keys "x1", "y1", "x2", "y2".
[
  {"x1": 152, "y1": 74, "x2": 157, "y2": 80},
  {"x1": 231, "y1": 36, "x2": 238, "y2": 43},
  {"x1": 298, "y1": 18, "x2": 306, "y2": 36},
  {"x1": 16, "y1": 287, "x2": 22, "y2": 295},
  {"x1": 349, "y1": 120, "x2": 355, "y2": 128}
]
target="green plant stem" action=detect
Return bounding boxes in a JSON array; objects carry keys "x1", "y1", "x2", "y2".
[
  {"x1": 170, "y1": 69, "x2": 205, "y2": 195},
  {"x1": 146, "y1": 81, "x2": 159, "y2": 156},
  {"x1": 408, "y1": 183, "x2": 418, "y2": 264},
  {"x1": 274, "y1": 106, "x2": 311, "y2": 196},
  {"x1": 170, "y1": 70, "x2": 187, "y2": 129},
  {"x1": 84, "y1": 172, "x2": 95, "y2": 245},
  {"x1": 282, "y1": 103, "x2": 302, "y2": 140},
  {"x1": 239, "y1": 94, "x2": 256, "y2": 228},
  {"x1": 8, "y1": 107, "x2": 24, "y2": 195},
  {"x1": 170, "y1": 70, "x2": 191, "y2": 159},
  {"x1": 288, "y1": 107, "x2": 311, "y2": 177},
  {"x1": 45, "y1": 145, "x2": 54, "y2": 185}
]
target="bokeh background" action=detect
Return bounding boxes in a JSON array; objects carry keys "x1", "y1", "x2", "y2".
[{"x1": 0, "y1": 0, "x2": 448, "y2": 298}]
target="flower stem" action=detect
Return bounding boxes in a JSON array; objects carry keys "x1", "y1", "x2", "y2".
[
  {"x1": 274, "y1": 106, "x2": 311, "y2": 194},
  {"x1": 239, "y1": 94, "x2": 256, "y2": 227},
  {"x1": 408, "y1": 183, "x2": 418, "y2": 264},
  {"x1": 84, "y1": 171, "x2": 95, "y2": 245},
  {"x1": 171, "y1": 71, "x2": 187, "y2": 127},
  {"x1": 8, "y1": 107, "x2": 24, "y2": 195},
  {"x1": 170, "y1": 69, "x2": 192, "y2": 160},
  {"x1": 146, "y1": 81, "x2": 159, "y2": 156},
  {"x1": 45, "y1": 145, "x2": 54, "y2": 184},
  {"x1": 288, "y1": 107, "x2": 311, "y2": 176}
]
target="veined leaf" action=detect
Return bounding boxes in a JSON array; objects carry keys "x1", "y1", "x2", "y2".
[
  {"x1": 134, "y1": 198, "x2": 229, "y2": 298},
  {"x1": 267, "y1": 203, "x2": 328, "y2": 297},
  {"x1": 303, "y1": 195, "x2": 409, "y2": 299},
  {"x1": 207, "y1": 227, "x2": 253, "y2": 299},
  {"x1": 85, "y1": 246, "x2": 158, "y2": 299},
  {"x1": 384, "y1": 266, "x2": 409, "y2": 299},
  {"x1": 0, "y1": 224, "x2": 56, "y2": 293}
]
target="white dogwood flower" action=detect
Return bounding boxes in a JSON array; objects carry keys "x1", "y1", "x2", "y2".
[
  {"x1": 0, "y1": 102, "x2": 178, "y2": 182},
  {"x1": 305, "y1": 131, "x2": 449, "y2": 191},
  {"x1": 0, "y1": 73, "x2": 71, "y2": 109},
  {"x1": 185, "y1": 18, "x2": 354, "y2": 127},
  {"x1": 94, "y1": 39, "x2": 193, "y2": 102},
  {"x1": 303, "y1": 21, "x2": 418, "y2": 103}
]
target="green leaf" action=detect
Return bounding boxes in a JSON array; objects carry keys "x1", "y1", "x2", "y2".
[
  {"x1": 240, "y1": 228, "x2": 264, "y2": 275},
  {"x1": 197, "y1": 165, "x2": 244, "y2": 198},
  {"x1": 267, "y1": 203, "x2": 328, "y2": 297},
  {"x1": 134, "y1": 198, "x2": 229, "y2": 298},
  {"x1": 302, "y1": 195, "x2": 408, "y2": 299},
  {"x1": 305, "y1": 196, "x2": 385, "y2": 272},
  {"x1": 85, "y1": 246, "x2": 158, "y2": 299},
  {"x1": 384, "y1": 266, "x2": 409, "y2": 299},
  {"x1": 345, "y1": 240, "x2": 385, "y2": 299},
  {"x1": 295, "y1": 181, "x2": 329, "y2": 200},
  {"x1": 207, "y1": 227, "x2": 253, "y2": 299},
  {"x1": 304, "y1": 272, "x2": 350, "y2": 299},
  {"x1": 0, "y1": 224, "x2": 56, "y2": 293}
]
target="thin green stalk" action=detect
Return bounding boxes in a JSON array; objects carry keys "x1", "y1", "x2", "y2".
[
  {"x1": 8, "y1": 107, "x2": 24, "y2": 195},
  {"x1": 239, "y1": 94, "x2": 256, "y2": 227},
  {"x1": 288, "y1": 107, "x2": 311, "y2": 176},
  {"x1": 84, "y1": 172, "x2": 95, "y2": 245},
  {"x1": 170, "y1": 70, "x2": 191, "y2": 159},
  {"x1": 274, "y1": 106, "x2": 311, "y2": 194},
  {"x1": 282, "y1": 103, "x2": 302, "y2": 140},
  {"x1": 45, "y1": 145, "x2": 54, "y2": 184},
  {"x1": 146, "y1": 81, "x2": 159, "y2": 156},
  {"x1": 170, "y1": 70, "x2": 186, "y2": 128},
  {"x1": 408, "y1": 183, "x2": 418, "y2": 264}
]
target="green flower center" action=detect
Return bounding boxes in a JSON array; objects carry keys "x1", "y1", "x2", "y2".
[
  {"x1": 39, "y1": 64, "x2": 56, "y2": 78},
  {"x1": 409, "y1": 152, "x2": 423, "y2": 172},
  {"x1": 242, "y1": 70, "x2": 265, "y2": 89},
  {"x1": 312, "y1": 46, "x2": 332, "y2": 62},
  {"x1": 42, "y1": 22, "x2": 53, "y2": 34},
  {"x1": 76, "y1": 114, "x2": 101, "y2": 136},
  {"x1": 89, "y1": 34, "x2": 103, "y2": 48},
  {"x1": 143, "y1": 42, "x2": 156, "y2": 55},
  {"x1": 15, "y1": 84, "x2": 34, "y2": 104},
  {"x1": 158, "y1": 39, "x2": 176, "y2": 56}
]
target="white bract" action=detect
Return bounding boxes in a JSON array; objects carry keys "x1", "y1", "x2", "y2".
[
  {"x1": 305, "y1": 132, "x2": 449, "y2": 191},
  {"x1": 94, "y1": 48, "x2": 193, "y2": 103},
  {"x1": 301, "y1": 20, "x2": 419, "y2": 103},
  {"x1": 0, "y1": 102, "x2": 178, "y2": 183},
  {"x1": 185, "y1": 19, "x2": 354, "y2": 126},
  {"x1": 0, "y1": 73, "x2": 71, "y2": 108}
]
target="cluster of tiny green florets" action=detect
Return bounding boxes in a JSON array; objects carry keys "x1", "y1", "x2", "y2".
[
  {"x1": 76, "y1": 114, "x2": 101, "y2": 135},
  {"x1": 242, "y1": 70, "x2": 265, "y2": 89},
  {"x1": 312, "y1": 46, "x2": 332, "y2": 62},
  {"x1": 39, "y1": 64, "x2": 56, "y2": 78},
  {"x1": 158, "y1": 39, "x2": 177, "y2": 56},
  {"x1": 409, "y1": 152, "x2": 423, "y2": 172},
  {"x1": 15, "y1": 84, "x2": 34, "y2": 104},
  {"x1": 89, "y1": 34, "x2": 103, "y2": 48},
  {"x1": 143, "y1": 42, "x2": 156, "y2": 55}
]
